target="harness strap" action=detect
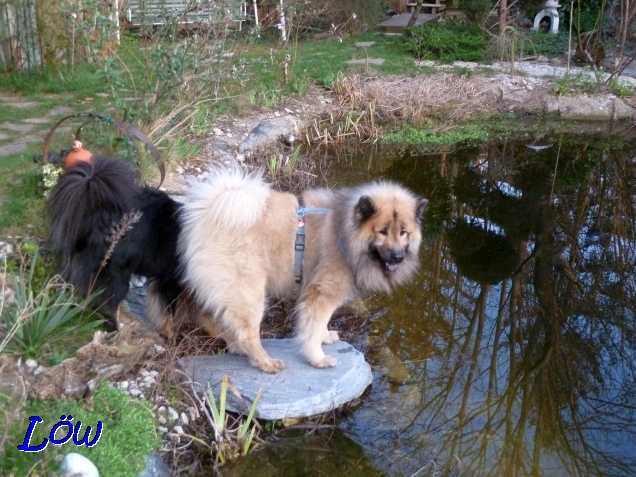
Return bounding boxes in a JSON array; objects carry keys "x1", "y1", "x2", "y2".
[{"x1": 294, "y1": 206, "x2": 330, "y2": 283}]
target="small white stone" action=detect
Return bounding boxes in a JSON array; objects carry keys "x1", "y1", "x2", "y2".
[
  {"x1": 34, "y1": 365, "x2": 46, "y2": 376},
  {"x1": 236, "y1": 154, "x2": 245, "y2": 162},
  {"x1": 119, "y1": 381, "x2": 129, "y2": 390},
  {"x1": 159, "y1": 426, "x2": 169, "y2": 433},
  {"x1": 176, "y1": 165, "x2": 184, "y2": 175},
  {"x1": 226, "y1": 132, "x2": 233, "y2": 138},
  {"x1": 153, "y1": 344, "x2": 166, "y2": 354},
  {"x1": 128, "y1": 387, "x2": 142, "y2": 397},
  {"x1": 139, "y1": 369, "x2": 150, "y2": 377},
  {"x1": 180, "y1": 412, "x2": 189, "y2": 426},
  {"x1": 158, "y1": 415, "x2": 167, "y2": 425},
  {"x1": 167, "y1": 407, "x2": 179, "y2": 421},
  {"x1": 25, "y1": 359, "x2": 38, "y2": 368},
  {"x1": 173, "y1": 425, "x2": 184, "y2": 434},
  {"x1": 212, "y1": 127, "x2": 223, "y2": 136},
  {"x1": 60, "y1": 452, "x2": 99, "y2": 477}
]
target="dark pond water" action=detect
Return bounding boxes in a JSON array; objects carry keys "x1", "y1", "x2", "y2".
[{"x1": 224, "y1": 123, "x2": 636, "y2": 477}]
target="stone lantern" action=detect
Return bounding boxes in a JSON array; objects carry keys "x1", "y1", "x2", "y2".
[{"x1": 533, "y1": 0, "x2": 561, "y2": 34}]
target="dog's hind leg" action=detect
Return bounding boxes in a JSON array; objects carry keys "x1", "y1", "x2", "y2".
[{"x1": 221, "y1": 291, "x2": 285, "y2": 374}]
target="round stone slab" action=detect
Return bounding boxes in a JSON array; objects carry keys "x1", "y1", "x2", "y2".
[{"x1": 178, "y1": 339, "x2": 372, "y2": 420}]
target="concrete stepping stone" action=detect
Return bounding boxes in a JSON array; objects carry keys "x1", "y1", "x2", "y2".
[
  {"x1": 0, "y1": 122, "x2": 37, "y2": 133},
  {"x1": 179, "y1": 338, "x2": 372, "y2": 420},
  {"x1": 347, "y1": 58, "x2": 385, "y2": 65},
  {"x1": 355, "y1": 42, "x2": 375, "y2": 47}
]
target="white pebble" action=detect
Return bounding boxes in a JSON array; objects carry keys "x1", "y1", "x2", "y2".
[
  {"x1": 25, "y1": 359, "x2": 38, "y2": 368},
  {"x1": 180, "y1": 412, "x2": 189, "y2": 426},
  {"x1": 153, "y1": 344, "x2": 166, "y2": 354},
  {"x1": 128, "y1": 387, "x2": 142, "y2": 397},
  {"x1": 60, "y1": 452, "x2": 99, "y2": 477},
  {"x1": 167, "y1": 407, "x2": 179, "y2": 421}
]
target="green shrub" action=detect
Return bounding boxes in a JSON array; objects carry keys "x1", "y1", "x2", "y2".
[
  {"x1": 402, "y1": 23, "x2": 487, "y2": 62},
  {"x1": 458, "y1": 0, "x2": 494, "y2": 25},
  {"x1": 527, "y1": 31, "x2": 570, "y2": 58}
]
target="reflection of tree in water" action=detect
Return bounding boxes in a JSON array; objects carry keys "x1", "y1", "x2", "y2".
[{"x1": 361, "y1": 134, "x2": 636, "y2": 475}]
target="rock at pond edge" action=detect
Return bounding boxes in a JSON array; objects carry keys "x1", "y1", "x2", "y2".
[{"x1": 179, "y1": 339, "x2": 372, "y2": 420}]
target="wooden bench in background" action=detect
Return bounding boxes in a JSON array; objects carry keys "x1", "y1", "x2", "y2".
[
  {"x1": 120, "y1": 0, "x2": 246, "y2": 30},
  {"x1": 406, "y1": 2, "x2": 446, "y2": 14}
]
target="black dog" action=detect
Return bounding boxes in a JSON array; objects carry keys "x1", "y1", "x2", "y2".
[{"x1": 46, "y1": 155, "x2": 183, "y2": 331}]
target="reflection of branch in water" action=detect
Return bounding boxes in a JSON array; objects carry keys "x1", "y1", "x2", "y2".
[{"x1": 370, "y1": 139, "x2": 636, "y2": 476}]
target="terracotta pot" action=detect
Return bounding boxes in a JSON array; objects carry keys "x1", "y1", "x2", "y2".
[{"x1": 65, "y1": 140, "x2": 93, "y2": 168}]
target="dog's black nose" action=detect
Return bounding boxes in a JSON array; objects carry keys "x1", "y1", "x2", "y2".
[{"x1": 390, "y1": 250, "x2": 404, "y2": 263}]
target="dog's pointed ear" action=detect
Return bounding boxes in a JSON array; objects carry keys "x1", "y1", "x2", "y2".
[
  {"x1": 416, "y1": 198, "x2": 428, "y2": 221},
  {"x1": 355, "y1": 195, "x2": 376, "y2": 222}
]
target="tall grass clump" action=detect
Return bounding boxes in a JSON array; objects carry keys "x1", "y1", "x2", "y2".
[
  {"x1": 0, "y1": 248, "x2": 102, "y2": 360},
  {"x1": 486, "y1": 26, "x2": 534, "y2": 73},
  {"x1": 188, "y1": 376, "x2": 262, "y2": 466}
]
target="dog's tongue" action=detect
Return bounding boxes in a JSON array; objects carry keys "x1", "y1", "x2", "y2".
[{"x1": 386, "y1": 262, "x2": 399, "y2": 272}]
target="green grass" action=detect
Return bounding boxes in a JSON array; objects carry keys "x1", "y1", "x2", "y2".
[
  {"x1": 383, "y1": 123, "x2": 493, "y2": 149},
  {"x1": 1, "y1": 63, "x2": 106, "y2": 97},
  {"x1": 1, "y1": 381, "x2": 160, "y2": 476}
]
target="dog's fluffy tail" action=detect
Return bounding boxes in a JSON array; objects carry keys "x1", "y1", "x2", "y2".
[
  {"x1": 181, "y1": 167, "x2": 270, "y2": 233},
  {"x1": 46, "y1": 156, "x2": 141, "y2": 285}
]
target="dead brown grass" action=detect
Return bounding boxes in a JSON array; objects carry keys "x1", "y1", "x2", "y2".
[
  {"x1": 336, "y1": 74, "x2": 501, "y2": 127},
  {"x1": 301, "y1": 73, "x2": 503, "y2": 146}
]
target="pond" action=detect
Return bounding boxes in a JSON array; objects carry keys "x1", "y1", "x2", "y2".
[{"x1": 223, "y1": 123, "x2": 636, "y2": 477}]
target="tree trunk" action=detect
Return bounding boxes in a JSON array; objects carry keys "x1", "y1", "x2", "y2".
[
  {"x1": 499, "y1": 0, "x2": 508, "y2": 33},
  {"x1": 407, "y1": 0, "x2": 423, "y2": 27}
]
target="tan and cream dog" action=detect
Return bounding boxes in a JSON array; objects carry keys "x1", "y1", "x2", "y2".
[{"x1": 174, "y1": 167, "x2": 427, "y2": 373}]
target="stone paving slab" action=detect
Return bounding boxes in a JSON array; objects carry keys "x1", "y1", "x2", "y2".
[
  {"x1": 179, "y1": 338, "x2": 373, "y2": 420},
  {"x1": 0, "y1": 143, "x2": 29, "y2": 155},
  {"x1": 0, "y1": 122, "x2": 37, "y2": 133},
  {"x1": 347, "y1": 58, "x2": 385, "y2": 65}
]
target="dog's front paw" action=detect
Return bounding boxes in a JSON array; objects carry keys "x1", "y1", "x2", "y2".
[
  {"x1": 310, "y1": 355, "x2": 337, "y2": 368},
  {"x1": 258, "y1": 358, "x2": 286, "y2": 374},
  {"x1": 322, "y1": 330, "x2": 340, "y2": 344}
]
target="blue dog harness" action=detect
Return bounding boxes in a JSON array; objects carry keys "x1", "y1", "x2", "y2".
[{"x1": 294, "y1": 206, "x2": 330, "y2": 283}]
